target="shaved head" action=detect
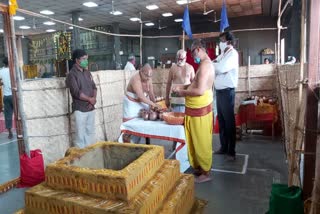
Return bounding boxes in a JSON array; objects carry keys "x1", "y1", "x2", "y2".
[{"x1": 140, "y1": 63, "x2": 153, "y2": 81}]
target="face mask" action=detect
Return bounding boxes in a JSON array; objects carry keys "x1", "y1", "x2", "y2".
[
  {"x1": 194, "y1": 57, "x2": 201, "y2": 64},
  {"x1": 79, "y1": 59, "x2": 88, "y2": 68},
  {"x1": 219, "y1": 42, "x2": 228, "y2": 52}
]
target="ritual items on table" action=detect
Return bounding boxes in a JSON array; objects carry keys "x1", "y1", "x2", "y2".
[{"x1": 243, "y1": 95, "x2": 277, "y2": 105}]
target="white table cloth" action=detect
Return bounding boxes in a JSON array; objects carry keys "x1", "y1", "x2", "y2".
[{"x1": 119, "y1": 118, "x2": 190, "y2": 172}]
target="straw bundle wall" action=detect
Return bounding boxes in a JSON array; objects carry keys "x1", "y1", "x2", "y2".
[
  {"x1": 277, "y1": 64, "x2": 307, "y2": 187},
  {"x1": 21, "y1": 70, "x2": 131, "y2": 165}
]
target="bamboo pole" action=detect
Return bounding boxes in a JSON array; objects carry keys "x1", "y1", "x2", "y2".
[
  {"x1": 288, "y1": 0, "x2": 306, "y2": 187},
  {"x1": 9, "y1": 15, "x2": 30, "y2": 156}
]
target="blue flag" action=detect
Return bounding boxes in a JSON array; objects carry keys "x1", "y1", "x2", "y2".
[
  {"x1": 220, "y1": 1, "x2": 229, "y2": 32},
  {"x1": 182, "y1": 7, "x2": 192, "y2": 39}
]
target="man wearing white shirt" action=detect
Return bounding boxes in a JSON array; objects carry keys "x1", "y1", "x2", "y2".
[
  {"x1": 213, "y1": 31, "x2": 239, "y2": 160},
  {"x1": 124, "y1": 55, "x2": 136, "y2": 71},
  {"x1": 0, "y1": 57, "x2": 14, "y2": 139}
]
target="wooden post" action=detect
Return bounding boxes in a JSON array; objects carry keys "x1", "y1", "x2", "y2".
[
  {"x1": 288, "y1": 0, "x2": 306, "y2": 187},
  {"x1": 277, "y1": 0, "x2": 282, "y2": 64},
  {"x1": 139, "y1": 12, "x2": 143, "y2": 66},
  {"x1": 2, "y1": 10, "x2": 25, "y2": 155},
  {"x1": 9, "y1": 13, "x2": 30, "y2": 156},
  {"x1": 248, "y1": 56, "x2": 251, "y2": 97},
  {"x1": 305, "y1": 0, "x2": 320, "y2": 205},
  {"x1": 182, "y1": 30, "x2": 185, "y2": 50}
]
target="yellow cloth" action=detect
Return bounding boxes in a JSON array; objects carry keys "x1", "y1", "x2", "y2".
[
  {"x1": 185, "y1": 89, "x2": 213, "y2": 172},
  {"x1": 9, "y1": 0, "x2": 18, "y2": 15}
]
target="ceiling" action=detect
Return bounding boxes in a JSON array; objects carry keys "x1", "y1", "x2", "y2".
[{"x1": 0, "y1": 0, "x2": 279, "y2": 35}]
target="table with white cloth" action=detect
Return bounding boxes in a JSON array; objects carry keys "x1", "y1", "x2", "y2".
[{"x1": 119, "y1": 118, "x2": 190, "y2": 172}]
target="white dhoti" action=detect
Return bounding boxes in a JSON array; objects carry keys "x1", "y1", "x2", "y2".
[{"x1": 123, "y1": 91, "x2": 149, "y2": 122}]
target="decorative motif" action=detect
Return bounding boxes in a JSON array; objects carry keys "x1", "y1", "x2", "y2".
[
  {"x1": 29, "y1": 35, "x2": 55, "y2": 65},
  {"x1": 0, "y1": 177, "x2": 20, "y2": 194},
  {"x1": 54, "y1": 32, "x2": 72, "y2": 61}
]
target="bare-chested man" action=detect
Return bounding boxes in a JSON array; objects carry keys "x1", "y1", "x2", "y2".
[
  {"x1": 173, "y1": 39, "x2": 214, "y2": 183},
  {"x1": 123, "y1": 63, "x2": 160, "y2": 122},
  {"x1": 165, "y1": 49, "x2": 195, "y2": 112}
]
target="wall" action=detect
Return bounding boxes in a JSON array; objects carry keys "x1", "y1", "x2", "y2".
[
  {"x1": 21, "y1": 70, "x2": 130, "y2": 165},
  {"x1": 21, "y1": 64, "x2": 278, "y2": 165},
  {"x1": 277, "y1": 63, "x2": 307, "y2": 186},
  {"x1": 152, "y1": 64, "x2": 277, "y2": 110},
  {"x1": 143, "y1": 15, "x2": 277, "y2": 66},
  {"x1": 282, "y1": 0, "x2": 301, "y2": 60}
]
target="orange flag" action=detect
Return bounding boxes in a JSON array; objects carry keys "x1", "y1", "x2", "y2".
[{"x1": 9, "y1": 0, "x2": 18, "y2": 15}]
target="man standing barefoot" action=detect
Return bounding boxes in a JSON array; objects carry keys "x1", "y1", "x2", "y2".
[{"x1": 173, "y1": 39, "x2": 214, "y2": 183}]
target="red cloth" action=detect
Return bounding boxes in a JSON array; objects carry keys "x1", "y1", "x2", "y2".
[
  {"x1": 18, "y1": 150, "x2": 45, "y2": 187},
  {"x1": 214, "y1": 114, "x2": 241, "y2": 133},
  {"x1": 238, "y1": 104, "x2": 277, "y2": 124},
  {"x1": 186, "y1": 46, "x2": 217, "y2": 73}
]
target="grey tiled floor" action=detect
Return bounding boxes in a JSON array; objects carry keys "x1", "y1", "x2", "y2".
[
  {"x1": 0, "y1": 132, "x2": 19, "y2": 184},
  {"x1": 0, "y1": 134, "x2": 288, "y2": 214}
]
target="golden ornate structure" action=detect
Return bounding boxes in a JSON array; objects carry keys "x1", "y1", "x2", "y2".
[{"x1": 19, "y1": 142, "x2": 203, "y2": 213}]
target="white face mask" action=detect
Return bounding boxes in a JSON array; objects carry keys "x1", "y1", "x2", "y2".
[{"x1": 219, "y1": 41, "x2": 228, "y2": 52}]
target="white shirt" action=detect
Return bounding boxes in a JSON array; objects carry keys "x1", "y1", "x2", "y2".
[
  {"x1": 124, "y1": 61, "x2": 136, "y2": 71},
  {"x1": 0, "y1": 67, "x2": 12, "y2": 96},
  {"x1": 213, "y1": 47, "x2": 239, "y2": 90}
]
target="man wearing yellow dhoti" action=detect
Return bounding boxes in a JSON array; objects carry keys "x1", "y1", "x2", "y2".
[{"x1": 173, "y1": 39, "x2": 214, "y2": 183}]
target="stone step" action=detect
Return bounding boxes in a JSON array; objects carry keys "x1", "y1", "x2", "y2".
[
  {"x1": 157, "y1": 174, "x2": 195, "y2": 214},
  {"x1": 25, "y1": 159, "x2": 181, "y2": 214}
]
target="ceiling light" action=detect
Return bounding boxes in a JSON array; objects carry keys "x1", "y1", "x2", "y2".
[
  {"x1": 19, "y1": 26, "x2": 31, "y2": 29},
  {"x1": 110, "y1": 11, "x2": 122, "y2": 15},
  {"x1": 83, "y1": 2, "x2": 98, "y2": 7},
  {"x1": 71, "y1": 17, "x2": 84, "y2": 22},
  {"x1": 13, "y1": 16, "x2": 25, "y2": 21},
  {"x1": 46, "y1": 29, "x2": 56, "y2": 32},
  {"x1": 40, "y1": 10, "x2": 54, "y2": 15},
  {"x1": 174, "y1": 18, "x2": 183, "y2": 22},
  {"x1": 69, "y1": 26, "x2": 73, "y2": 29},
  {"x1": 145, "y1": 22, "x2": 154, "y2": 26},
  {"x1": 130, "y1": 17, "x2": 140, "y2": 22},
  {"x1": 146, "y1": 4, "x2": 159, "y2": 10},
  {"x1": 162, "y1": 13, "x2": 173, "y2": 17},
  {"x1": 43, "y1": 21, "x2": 55, "y2": 26},
  {"x1": 176, "y1": 0, "x2": 188, "y2": 5},
  {"x1": 0, "y1": 29, "x2": 3, "y2": 33}
]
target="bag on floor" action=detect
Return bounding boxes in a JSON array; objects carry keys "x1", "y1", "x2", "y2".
[
  {"x1": 266, "y1": 183, "x2": 303, "y2": 214},
  {"x1": 18, "y1": 149, "x2": 45, "y2": 187}
]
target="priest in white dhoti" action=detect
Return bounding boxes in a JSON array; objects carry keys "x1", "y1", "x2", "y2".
[{"x1": 123, "y1": 63, "x2": 160, "y2": 122}]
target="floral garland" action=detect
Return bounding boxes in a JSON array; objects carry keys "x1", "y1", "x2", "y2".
[{"x1": 54, "y1": 32, "x2": 72, "y2": 61}]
